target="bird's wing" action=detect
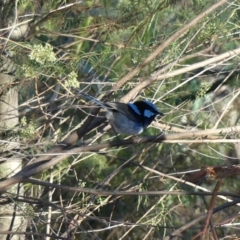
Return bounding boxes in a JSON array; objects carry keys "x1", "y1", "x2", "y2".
[
  {"x1": 105, "y1": 102, "x2": 139, "y2": 122},
  {"x1": 105, "y1": 102, "x2": 125, "y2": 111}
]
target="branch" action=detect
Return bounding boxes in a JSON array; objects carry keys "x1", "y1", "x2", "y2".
[
  {"x1": 113, "y1": 0, "x2": 229, "y2": 96},
  {"x1": 124, "y1": 47, "x2": 240, "y2": 101},
  {"x1": 0, "y1": 125, "x2": 239, "y2": 194}
]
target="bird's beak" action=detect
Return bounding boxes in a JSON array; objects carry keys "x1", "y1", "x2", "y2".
[{"x1": 158, "y1": 112, "x2": 164, "y2": 117}]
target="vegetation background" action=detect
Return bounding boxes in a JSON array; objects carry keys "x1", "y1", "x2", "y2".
[{"x1": 0, "y1": 0, "x2": 240, "y2": 239}]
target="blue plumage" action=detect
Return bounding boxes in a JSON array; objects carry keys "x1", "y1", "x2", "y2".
[{"x1": 74, "y1": 89, "x2": 164, "y2": 135}]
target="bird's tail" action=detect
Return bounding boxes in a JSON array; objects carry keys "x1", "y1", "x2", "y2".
[{"x1": 72, "y1": 88, "x2": 107, "y2": 110}]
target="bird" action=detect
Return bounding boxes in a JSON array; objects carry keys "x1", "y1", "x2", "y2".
[{"x1": 73, "y1": 89, "x2": 164, "y2": 135}]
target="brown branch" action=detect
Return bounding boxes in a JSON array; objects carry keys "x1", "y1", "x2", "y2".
[
  {"x1": 163, "y1": 197, "x2": 240, "y2": 240},
  {"x1": 18, "y1": 124, "x2": 240, "y2": 168},
  {"x1": 124, "y1": 47, "x2": 240, "y2": 101},
  {"x1": 1, "y1": 178, "x2": 239, "y2": 198},
  {"x1": 188, "y1": 165, "x2": 240, "y2": 184},
  {"x1": 0, "y1": 125, "x2": 239, "y2": 194},
  {"x1": 116, "y1": 0, "x2": 229, "y2": 100},
  {"x1": 202, "y1": 179, "x2": 222, "y2": 240}
]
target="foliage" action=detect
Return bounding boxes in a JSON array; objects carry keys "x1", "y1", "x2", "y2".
[{"x1": 0, "y1": 0, "x2": 240, "y2": 239}]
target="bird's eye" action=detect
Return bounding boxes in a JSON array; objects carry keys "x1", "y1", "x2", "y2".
[
  {"x1": 143, "y1": 100, "x2": 159, "y2": 113},
  {"x1": 128, "y1": 103, "x2": 141, "y2": 116},
  {"x1": 144, "y1": 109, "x2": 155, "y2": 118}
]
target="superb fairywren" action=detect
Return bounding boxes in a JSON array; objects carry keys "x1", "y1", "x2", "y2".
[{"x1": 74, "y1": 90, "x2": 164, "y2": 135}]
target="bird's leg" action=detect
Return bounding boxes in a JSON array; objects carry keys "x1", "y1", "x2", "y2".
[{"x1": 111, "y1": 125, "x2": 122, "y2": 146}]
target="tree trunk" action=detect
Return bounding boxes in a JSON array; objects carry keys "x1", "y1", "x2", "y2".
[
  {"x1": 0, "y1": 74, "x2": 26, "y2": 240},
  {"x1": 0, "y1": 1, "x2": 33, "y2": 237}
]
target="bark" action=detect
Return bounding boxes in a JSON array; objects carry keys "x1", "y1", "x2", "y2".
[{"x1": 0, "y1": 74, "x2": 26, "y2": 239}]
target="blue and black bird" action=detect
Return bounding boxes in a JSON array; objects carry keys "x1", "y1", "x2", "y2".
[{"x1": 74, "y1": 89, "x2": 164, "y2": 135}]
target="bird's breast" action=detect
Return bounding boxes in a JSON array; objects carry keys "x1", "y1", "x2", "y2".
[{"x1": 106, "y1": 111, "x2": 143, "y2": 135}]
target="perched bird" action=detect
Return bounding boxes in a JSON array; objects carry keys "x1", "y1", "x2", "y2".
[{"x1": 74, "y1": 90, "x2": 164, "y2": 135}]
